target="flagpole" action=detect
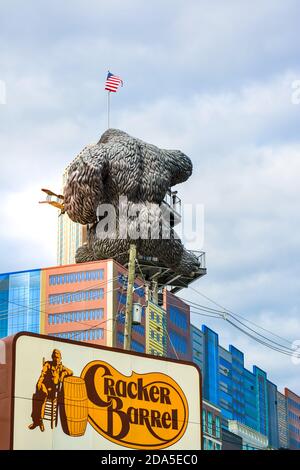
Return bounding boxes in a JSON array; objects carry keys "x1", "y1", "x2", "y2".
[{"x1": 107, "y1": 91, "x2": 110, "y2": 128}]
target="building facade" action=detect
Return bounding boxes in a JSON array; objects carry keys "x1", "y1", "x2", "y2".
[
  {"x1": 0, "y1": 260, "x2": 146, "y2": 353},
  {"x1": 191, "y1": 324, "x2": 204, "y2": 371},
  {"x1": 146, "y1": 301, "x2": 167, "y2": 357},
  {"x1": 57, "y1": 213, "x2": 86, "y2": 266},
  {"x1": 277, "y1": 391, "x2": 289, "y2": 448},
  {"x1": 163, "y1": 290, "x2": 192, "y2": 361},
  {"x1": 202, "y1": 399, "x2": 222, "y2": 450},
  {"x1": 0, "y1": 269, "x2": 41, "y2": 338},
  {"x1": 57, "y1": 170, "x2": 86, "y2": 266},
  {"x1": 285, "y1": 388, "x2": 300, "y2": 449},
  {"x1": 190, "y1": 323, "x2": 288, "y2": 449},
  {"x1": 0, "y1": 261, "x2": 297, "y2": 450},
  {"x1": 267, "y1": 381, "x2": 279, "y2": 449},
  {"x1": 228, "y1": 420, "x2": 268, "y2": 450},
  {"x1": 0, "y1": 261, "x2": 191, "y2": 361},
  {"x1": 222, "y1": 428, "x2": 243, "y2": 450}
]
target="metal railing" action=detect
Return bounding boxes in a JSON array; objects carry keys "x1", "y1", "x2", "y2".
[
  {"x1": 162, "y1": 189, "x2": 182, "y2": 226},
  {"x1": 188, "y1": 250, "x2": 206, "y2": 269}
]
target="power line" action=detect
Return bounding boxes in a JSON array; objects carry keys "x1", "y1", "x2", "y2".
[
  {"x1": 188, "y1": 301, "x2": 297, "y2": 354},
  {"x1": 0, "y1": 275, "x2": 121, "y2": 320},
  {"x1": 2, "y1": 285, "x2": 124, "y2": 333},
  {"x1": 183, "y1": 288, "x2": 300, "y2": 359},
  {"x1": 187, "y1": 286, "x2": 293, "y2": 346}
]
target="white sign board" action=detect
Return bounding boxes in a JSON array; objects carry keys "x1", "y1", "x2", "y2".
[{"x1": 11, "y1": 333, "x2": 202, "y2": 450}]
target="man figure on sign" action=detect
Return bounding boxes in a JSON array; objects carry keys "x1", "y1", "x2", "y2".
[{"x1": 28, "y1": 349, "x2": 73, "y2": 432}]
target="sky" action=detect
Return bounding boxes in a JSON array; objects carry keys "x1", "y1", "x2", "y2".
[{"x1": 0, "y1": 0, "x2": 300, "y2": 393}]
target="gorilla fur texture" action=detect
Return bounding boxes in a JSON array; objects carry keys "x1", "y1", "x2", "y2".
[{"x1": 64, "y1": 129, "x2": 199, "y2": 275}]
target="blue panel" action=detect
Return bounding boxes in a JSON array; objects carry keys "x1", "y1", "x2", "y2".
[
  {"x1": 169, "y1": 305, "x2": 188, "y2": 330},
  {"x1": 7, "y1": 270, "x2": 41, "y2": 335},
  {"x1": 267, "y1": 381, "x2": 279, "y2": 448},
  {"x1": 202, "y1": 325, "x2": 219, "y2": 405},
  {"x1": 0, "y1": 274, "x2": 9, "y2": 338},
  {"x1": 254, "y1": 366, "x2": 269, "y2": 437}
]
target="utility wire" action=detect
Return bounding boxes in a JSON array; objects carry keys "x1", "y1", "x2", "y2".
[
  {"x1": 187, "y1": 286, "x2": 293, "y2": 346},
  {"x1": 183, "y1": 288, "x2": 300, "y2": 358},
  {"x1": 0, "y1": 275, "x2": 121, "y2": 319}
]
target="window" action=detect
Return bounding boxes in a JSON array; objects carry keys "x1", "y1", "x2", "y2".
[
  {"x1": 50, "y1": 328, "x2": 104, "y2": 342},
  {"x1": 215, "y1": 416, "x2": 221, "y2": 438},
  {"x1": 49, "y1": 289, "x2": 104, "y2": 305},
  {"x1": 47, "y1": 308, "x2": 104, "y2": 324},
  {"x1": 207, "y1": 440, "x2": 213, "y2": 450},
  {"x1": 202, "y1": 409, "x2": 206, "y2": 431},
  {"x1": 49, "y1": 269, "x2": 104, "y2": 286},
  {"x1": 207, "y1": 411, "x2": 213, "y2": 435}
]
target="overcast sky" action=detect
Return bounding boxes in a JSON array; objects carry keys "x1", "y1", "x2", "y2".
[{"x1": 1, "y1": 0, "x2": 300, "y2": 394}]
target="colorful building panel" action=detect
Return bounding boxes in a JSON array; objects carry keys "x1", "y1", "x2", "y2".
[
  {"x1": 277, "y1": 391, "x2": 289, "y2": 448},
  {"x1": 285, "y1": 388, "x2": 300, "y2": 449},
  {"x1": 191, "y1": 323, "x2": 282, "y2": 447},
  {"x1": 163, "y1": 289, "x2": 192, "y2": 361},
  {"x1": 191, "y1": 324, "x2": 204, "y2": 372},
  {"x1": 218, "y1": 346, "x2": 233, "y2": 423},
  {"x1": 254, "y1": 366, "x2": 269, "y2": 437},
  {"x1": 113, "y1": 263, "x2": 146, "y2": 353},
  {"x1": 267, "y1": 381, "x2": 279, "y2": 449},
  {"x1": 0, "y1": 269, "x2": 41, "y2": 338},
  {"x1": 42, "y1": 260, "x2": 112, "y2": 347},
  {"x1": 202, "y1": 325, "x2": 220, "y2": 406},
  {"x1": 146, "y1": 301, "x2": 167, "y2": 356},
  {"x1": 202, "y1": 399, "x2": 222, "y2": 450}
]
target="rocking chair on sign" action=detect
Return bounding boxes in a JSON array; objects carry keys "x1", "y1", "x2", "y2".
[{"x1": 41, "y1": 357, "x2": 61, "y2": 429}]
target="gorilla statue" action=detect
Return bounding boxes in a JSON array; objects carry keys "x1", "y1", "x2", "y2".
[{"x1": 63, "y1": 128, "x2": 200, "y2": 275}]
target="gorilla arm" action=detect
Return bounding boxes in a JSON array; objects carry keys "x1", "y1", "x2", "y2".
[
  {"x1": 163, "y1": 149, "x2": 193, "y2": 187},
  {"x1": 63, "y1": 145, "x2": 107, "y2": 225}
]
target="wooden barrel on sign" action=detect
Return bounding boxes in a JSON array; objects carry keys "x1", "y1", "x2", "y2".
[{"x1": 59, "y1": 376, "x2": 88, "y2": 437}]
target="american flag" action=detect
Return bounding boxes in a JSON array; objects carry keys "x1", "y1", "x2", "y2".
[{"x1": 105, "y1": 71, "x2": 123, "y2": 93}]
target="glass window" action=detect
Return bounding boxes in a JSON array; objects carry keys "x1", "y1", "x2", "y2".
[
  {"x1": 202, "y1": 409, "x2": 206, "y2": 431},
  {"x1": 207, "y1": 411, "x2": 213, "y2": 435},
  {"x1": 215, "y1": 416, "x2": 221, "y2": 438}
]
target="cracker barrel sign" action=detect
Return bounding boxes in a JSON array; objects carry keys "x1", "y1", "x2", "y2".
[
  {"x1": 81, "y1": 361, "x2": 188, "y2": 448},
  {"x1": 0, "y1": 333, "x2": 202, "y2": 450}
]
